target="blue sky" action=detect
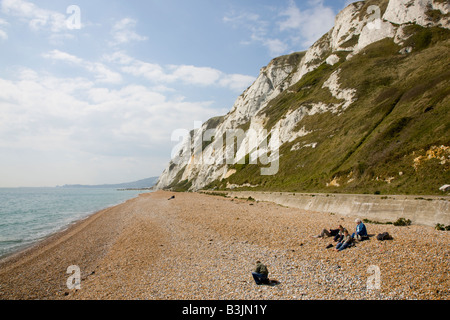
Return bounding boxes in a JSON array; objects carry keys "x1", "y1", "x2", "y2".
[{"x1": 0, "y1": 0, "x2": 351, "y2": 187}]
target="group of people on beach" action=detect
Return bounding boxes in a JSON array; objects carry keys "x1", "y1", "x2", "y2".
[
  {"x1": 252, "y1": 219, "x2": 369, "y2": 285},
  {"x1": 312, "y1": 218, "x2": 369, "y2": 251}
]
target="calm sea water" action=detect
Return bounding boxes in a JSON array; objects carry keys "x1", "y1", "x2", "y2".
[{"x1": 0, "y1": 187, "x2": 151, "y2": 258}]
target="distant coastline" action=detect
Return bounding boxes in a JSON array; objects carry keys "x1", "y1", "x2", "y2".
[
  {"x1": 117, "y1": 187, "x2": 154, "y2": 191},
  {"x1": 58, "y1": 177, "x2": 158, "y2": 190}
]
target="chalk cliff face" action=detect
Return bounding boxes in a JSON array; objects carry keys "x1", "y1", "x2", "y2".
[{"x1": 156, "y1": 0, "x2": 450, "y2": 195}]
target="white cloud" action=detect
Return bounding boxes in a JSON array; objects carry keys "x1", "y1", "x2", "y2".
[
  {"x1": 104, "y1": 51, "x2": 255, "y2": 92},
  {"x1": 43, "y1": 49, "x2": 122, "y2": 84},
  {"x1": 218, "y1": 74, "x2": 256, "y2": 92},
  {"x1": 278, "y1": 0, "x2": 336, "y2": 47},
  {"x1": 110, "y1": 18, "x2": 148, "y2": 46},
  {"x1": 223, "y1": 12, "x2": 261, "y2": 25},
  {"x1": 87, "y1": 62, "x2": 123, "y2": 84},
  {"x1": 0, "y1": 67, "x2": 226, "y2": 186},
  {"x1": 43, "y1": 49, "x2": 83, "y2": 64},
  {"x1": 0, "y1": 68, "x2": 224, "y2": 151},
  {"x1": 224, "y1": 10, "x2": 282, "y2": 55},
  {"x1": 1, "y1": 0, "x2": 83, "y2": 45},
  {"x1": 167, "y1": 65, "x2": 222, "y2": 86},
  {"x1": 1, "y1": 0, "x2": 67, "y2": 32},
  {"x1": 224, "y1": 0, "x2": 337, "y2": 55},
  {"x1": 0, "y1": 18, "x2": 8, "y2": 40},
  {"x1": 121, "y1": 60, "x2": 166, "y2": 82},
  {"x1": 263, "y1": 38, "x2": 289, "y2": 57}
]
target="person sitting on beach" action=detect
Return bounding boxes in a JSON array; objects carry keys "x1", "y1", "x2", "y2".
[
  {"x1": 352, "y1": 218, "x2": 368, "y2": 241},
  {"x1": 312, "y1": 226, "x2": 340, "y2": 239},
  {"x1": 335, "y1": 229, "x2": 352, "y2": 251},
  {"x1": 252, "y1": 261, "x2": 269, "y2": 285},
  {"x1": 333, "y1": 225, "x2": 348, "y2": 242}
]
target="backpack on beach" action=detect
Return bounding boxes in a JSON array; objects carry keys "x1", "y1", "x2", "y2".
[{"x1": 376, "y1": 232, "x2": 392, "y2": 241}]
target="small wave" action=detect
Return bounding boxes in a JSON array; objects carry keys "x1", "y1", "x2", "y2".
[{"x1": 0, "y1": 239, "x2": 24, "y2": 245}]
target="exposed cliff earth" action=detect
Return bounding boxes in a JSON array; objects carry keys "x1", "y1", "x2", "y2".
[{"x1": 156, "y1": 0, "x2": 450, "y2": 195}]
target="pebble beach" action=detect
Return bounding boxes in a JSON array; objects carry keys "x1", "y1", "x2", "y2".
[{"x1": 0, "y1": 191, "x2": 448, "y2": 300}]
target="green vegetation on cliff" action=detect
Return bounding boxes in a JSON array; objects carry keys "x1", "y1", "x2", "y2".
[{"x1": 204, "y1": 26, "x2": 450, "y2": 195}]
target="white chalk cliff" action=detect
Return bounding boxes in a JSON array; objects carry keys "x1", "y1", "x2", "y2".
[{"x1": 155, "y1": 0, "x2": 449, "y2": 191}]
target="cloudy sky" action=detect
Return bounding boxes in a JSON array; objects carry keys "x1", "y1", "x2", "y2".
[{"x1": 0, "y1": 0, "x2": 351, "y2": 187}]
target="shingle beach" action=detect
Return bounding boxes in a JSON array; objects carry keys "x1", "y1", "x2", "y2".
[{"x1": 0, "y1": 191, "x2": 448, "y2": 300}]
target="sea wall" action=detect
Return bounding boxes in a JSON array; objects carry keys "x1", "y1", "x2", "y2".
[{"x1": 214, "y1": 191, "x2": 450, "y2": 227}]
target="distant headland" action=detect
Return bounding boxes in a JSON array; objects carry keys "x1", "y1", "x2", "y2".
[{"x1": 58, "y1": 177, "x2": 158, "y2": 190}]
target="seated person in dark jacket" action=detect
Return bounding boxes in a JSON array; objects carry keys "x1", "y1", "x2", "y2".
[
  {"x1": 352, "y1": 218, "x2": 368, "y2": 240},
  {"x1": 252, "y1": 261, "x2": 269, "y2": 285},
  {"x1": 333, "y1": 225, "x2": 348, "y2": 242}
]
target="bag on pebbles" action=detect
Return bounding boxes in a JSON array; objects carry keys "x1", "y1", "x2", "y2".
[{"x1": 376, "y1": 232, "x2": 392, "y2": 241}]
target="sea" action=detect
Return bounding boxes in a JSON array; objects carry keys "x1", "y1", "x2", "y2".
[{"x1": 0, "y1": 187, "x2": 151, "y2": 259}]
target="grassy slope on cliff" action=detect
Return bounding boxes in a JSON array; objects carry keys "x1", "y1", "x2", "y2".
[{"x1": 206, "y1": 25, "x2": 450, "y2": 195}]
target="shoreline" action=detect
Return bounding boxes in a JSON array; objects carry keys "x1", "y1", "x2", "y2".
[
  {"x1": 0, "y1": 191, "x2": 449, "y2": 300},
  {"x1": 0, "y1": 200, "x2": 115, "y2": 265},
  {"x1": 0, "y1": 193, "x2": 149, "y2": 299},
  {"x1": 0, "y1": 189, "x2": 152, "y2": 263}
]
